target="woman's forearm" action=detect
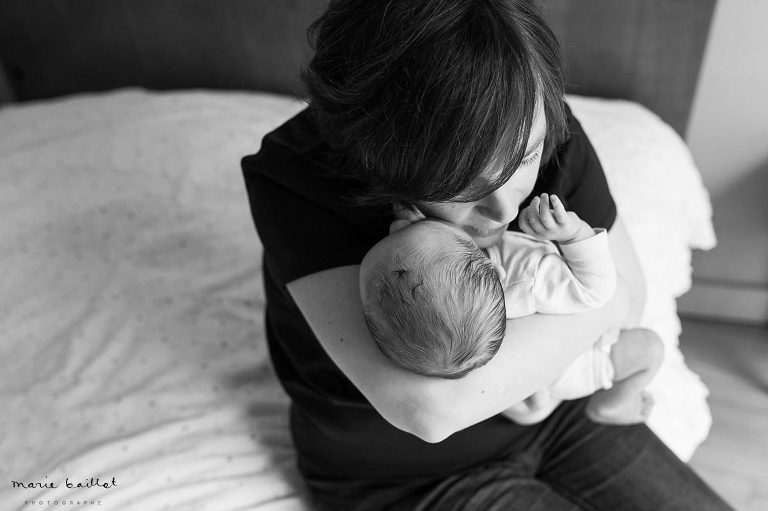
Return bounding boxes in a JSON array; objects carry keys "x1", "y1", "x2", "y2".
[{"x1": 288, "y1": 264, "x2": 631, "y2": 442}]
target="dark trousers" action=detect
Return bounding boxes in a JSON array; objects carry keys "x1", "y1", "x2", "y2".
[{"x1": 306, "y1": 398, "x2": 733, "y2": 510}]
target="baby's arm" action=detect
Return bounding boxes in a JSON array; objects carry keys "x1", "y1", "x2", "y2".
[{"x1": 519, "y1": 193, "x2": 617, "y2": 313}]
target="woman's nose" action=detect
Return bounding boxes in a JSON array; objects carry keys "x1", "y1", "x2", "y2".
[{"x1": 476, "y1": 181, "x2": 520, "y2": 223}]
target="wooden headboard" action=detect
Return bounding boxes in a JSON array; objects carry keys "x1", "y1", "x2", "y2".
[{"x1": 0, "y1": 0, "x2": 716, "y2": 136}]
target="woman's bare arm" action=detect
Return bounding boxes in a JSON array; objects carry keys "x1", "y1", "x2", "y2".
[{"x1": 288, "y1": 216, "x2": 641, "y2": 442}]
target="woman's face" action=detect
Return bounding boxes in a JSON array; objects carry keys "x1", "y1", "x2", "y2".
[{"x1": 416, "y1": 106, "x2": 547, "y2": 249}]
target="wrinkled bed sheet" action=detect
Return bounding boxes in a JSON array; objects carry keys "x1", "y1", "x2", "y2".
[{"x1": 0, "y1": 90, "x2": 715, "y2": 510}]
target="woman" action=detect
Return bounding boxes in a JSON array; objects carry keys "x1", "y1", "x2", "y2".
[{"x1": 242, "y1": 0, "x2": 733, "y2": 509}]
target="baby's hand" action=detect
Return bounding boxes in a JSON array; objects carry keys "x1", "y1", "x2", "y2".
[{"x1": 519, "y1": 193, "x2": 590, "y2": 243}]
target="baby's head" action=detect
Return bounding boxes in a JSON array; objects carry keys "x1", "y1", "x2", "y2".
[{"x1": 360, "y1": 220, "x2": 506, "y2": 379}]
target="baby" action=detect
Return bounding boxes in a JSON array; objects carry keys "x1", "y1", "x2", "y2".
[{"x1": 360, "y1": 193, "x2": 664, "y2": 425}]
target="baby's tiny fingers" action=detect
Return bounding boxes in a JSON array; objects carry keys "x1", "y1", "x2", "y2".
[
  {"x1": 518, "y1": 209, "x2": 535, "y2": 236},
  {"x1": 538, "y1": 194, "x2": 557, "y2": 229},
  {"x1": 550, "y1": 195, "x2": 569, "y2": 224},
  {"x1": 393, "y1": 203, "x2": 426, "y2": 222},
  {"x1": 524, "y1": 207, "x2": 545, "y2": 234},
  {"x1": 529, "y1": 196, "x2": 541, "y2": 216}
]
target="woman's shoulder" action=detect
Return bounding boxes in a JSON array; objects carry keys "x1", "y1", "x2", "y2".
[
  {"x1": 241, "y1": 107, "x2": 328, "y2": 188},
  {"x1": 241, "y1": 108, "x2": 391, "y2": 285}
]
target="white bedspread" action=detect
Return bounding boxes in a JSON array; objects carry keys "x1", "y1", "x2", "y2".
[{"x1": 0, "y1": 90, "x2": 715, "y2": 511}]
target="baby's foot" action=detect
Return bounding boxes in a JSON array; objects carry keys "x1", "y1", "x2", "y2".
[{"x1": 585, "y1": 391, "x2": 655, "y2": 425}]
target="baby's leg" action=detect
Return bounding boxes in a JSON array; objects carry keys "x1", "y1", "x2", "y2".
[{"x1": 586, "y1": 328, "x2": 664, "y2": 425}]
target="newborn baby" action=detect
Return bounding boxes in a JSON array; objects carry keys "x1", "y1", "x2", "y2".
[{"x1": 360, "y1": 193, "x2": 663, "y2": 425}]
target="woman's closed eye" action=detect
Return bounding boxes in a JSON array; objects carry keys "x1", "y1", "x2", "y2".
[{"x1": 520, "y1": 151, "x2": 540, "y2": 167}]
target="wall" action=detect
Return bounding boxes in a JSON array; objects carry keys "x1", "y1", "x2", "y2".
[
  {"x1": 0, "y1": 59, "x2": 16, "y2": 105},
  {"x1": 681, "y1": 0, "x2": 768, "y2": 324}
]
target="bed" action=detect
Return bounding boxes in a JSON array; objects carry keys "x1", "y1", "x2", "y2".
[{"x1": 0, "y1": 2, "x2": 718, "y2": 510}]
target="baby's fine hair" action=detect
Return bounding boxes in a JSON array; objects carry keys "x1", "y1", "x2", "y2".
[{"x1": 363, "y1": 234, "x2": 506, "y2": 379}]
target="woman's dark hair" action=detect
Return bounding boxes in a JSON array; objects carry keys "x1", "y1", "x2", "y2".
[{"x1": 302, "y1": 0, "x2": 568, "y2": 207}]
